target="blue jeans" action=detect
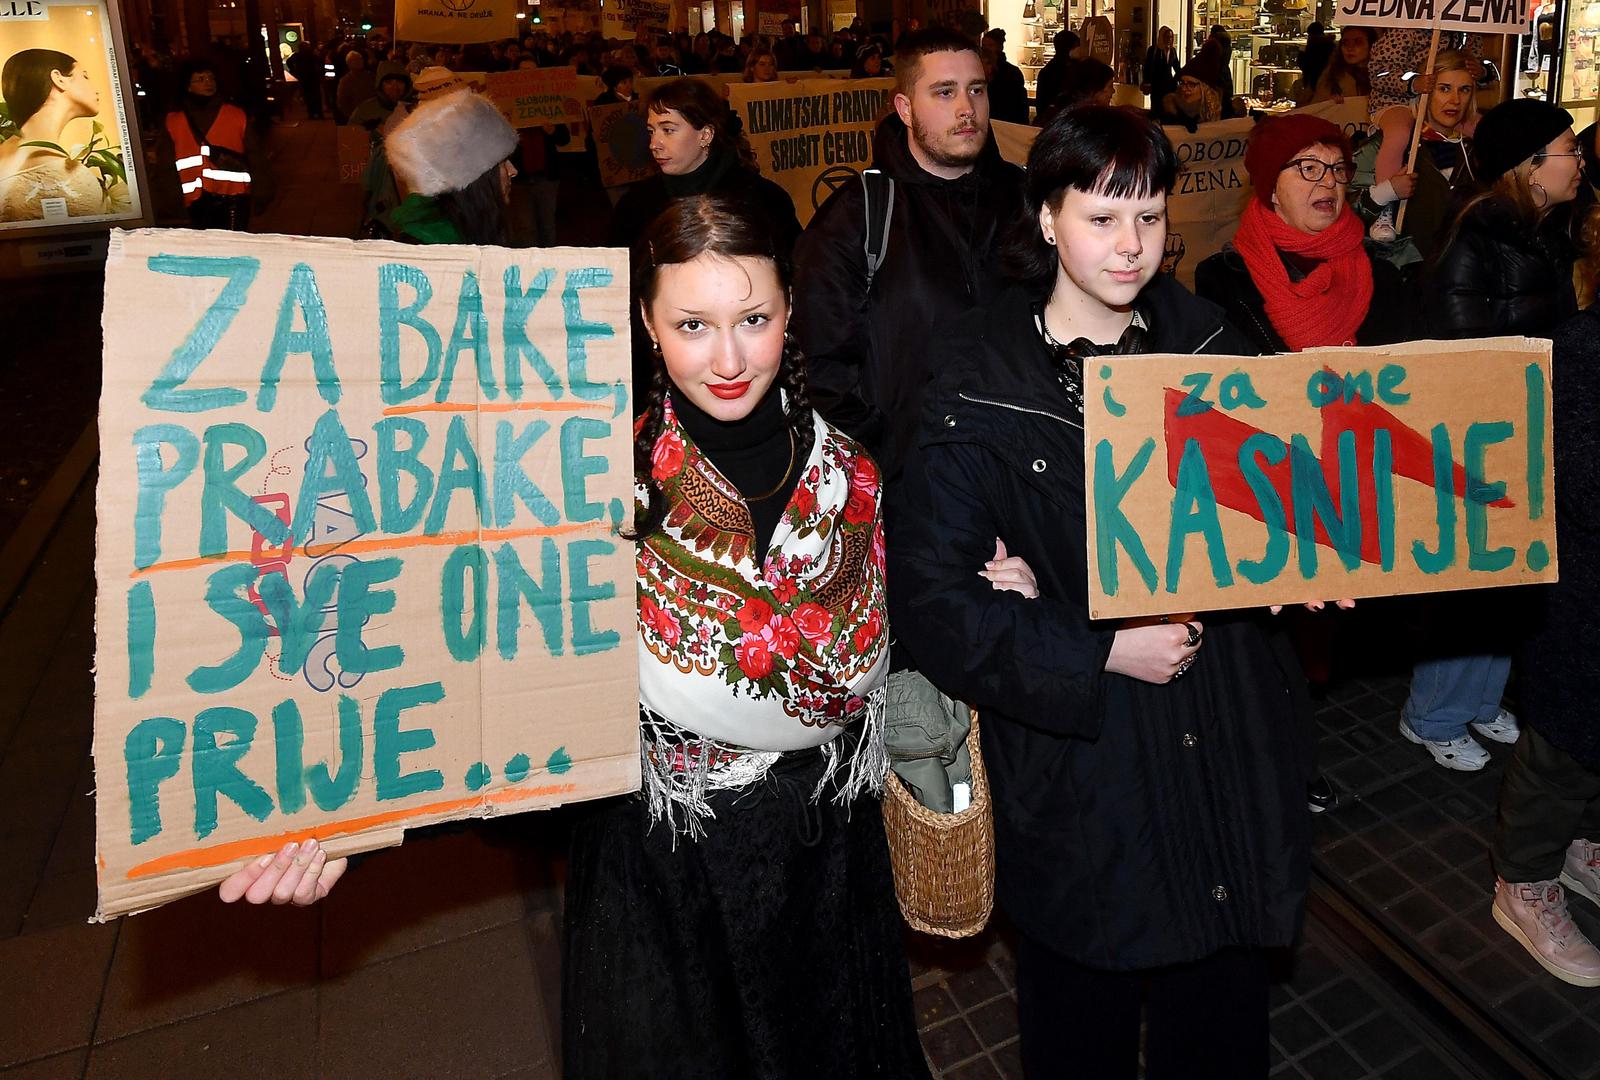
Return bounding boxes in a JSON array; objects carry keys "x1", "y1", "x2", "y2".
[{"x1": 1402, "y1": 653, "x2": 1511, "y2": 741}]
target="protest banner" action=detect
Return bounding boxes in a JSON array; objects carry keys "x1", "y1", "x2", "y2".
[
  {"x1": 590, "y1": 101, "x2": 654, "y2": 185},
  {"x1": 394, "y1": 0, "x2": 517, "y2": 44},
  {"x1": 993, "y1": 98, "x2": 1375, "y2": 288},
  {"x1": 485, "y1": 66, "x2": 586, "y2": 126},
  {"x1": 727, "y1": 77, "x2": 893, "y2": 225},
  {"x1": 0, "y1": 0, "x2": 148, "y2": 233},
  {"x1": 1337, "y1": 0, "x2": 1531, "y2": 34},
  {"x1": 94, "y1": 230, "x2": 641, "y2": 917},
  {"x1": 413, "y1": 67, "x2": 488, "y2": 102},
  {"x1": 1082, "y1": 339, "x2": 1557, "y2": 620},
  {"x1": 601, "y1": 0, "x2": 673, "y2": 37},
  {"x1": 336, "y1": 125, "x2": 370, "y2": 185}
]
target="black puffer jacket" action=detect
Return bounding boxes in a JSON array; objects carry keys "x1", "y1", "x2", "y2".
[
  {"x1": 888, "y1": 277, "x2": 1314, "y2": 970},
  {"x1": 791, "y1": 113, "x2": 1025, "y2": 479},
  {"x1": 1516, "y1": 305, "x2": 1600, "y2": 769},
  {"x1": 1194, "y1": 241, "x2": 1411, "y2": 353},
  {"x1": 1425, "y1": 194, "x2": 1580, "y2": 339}
]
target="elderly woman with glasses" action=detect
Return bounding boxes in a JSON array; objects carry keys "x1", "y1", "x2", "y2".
[{"x1": 1195, "y1": 113, "x2": 1407, "y2": 354}]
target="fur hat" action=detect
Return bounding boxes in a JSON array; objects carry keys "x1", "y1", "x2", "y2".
[
  {"x1": 1472, "y1": 99, "x2": 1574, "y2": 182},
  {"x1": 385, "y1": 89, "x2": 518, "y2": 197},
  {"x1": 1244, "y1": 113, "x2": 1352, "y2": 206}
]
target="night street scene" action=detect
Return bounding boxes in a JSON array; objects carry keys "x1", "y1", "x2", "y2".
[{"x1": 2, "y1": 0, "x2": 1600, "y2": 1077}]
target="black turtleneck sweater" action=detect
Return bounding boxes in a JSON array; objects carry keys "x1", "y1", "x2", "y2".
[{"x1": 671, "y1": 385, "x2": 799, "y2": 555}]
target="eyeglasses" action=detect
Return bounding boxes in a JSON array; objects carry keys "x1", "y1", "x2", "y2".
[
  {"x1": 1178, "y1": 77, "x2": 1205, "y2": 90},
  {"x1": 1534, "y1": 150, "x2": 1586, "y2": 164},
  {"x1": 1281, "y1": 158, "x2": 1355, "y2": 184}
]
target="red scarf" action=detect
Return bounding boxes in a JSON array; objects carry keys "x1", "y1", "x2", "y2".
[{"x1": 1230, "y1": 200, "x2": 1373, "y2": 352}]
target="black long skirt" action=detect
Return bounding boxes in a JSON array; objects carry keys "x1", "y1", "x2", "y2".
[{"x1": 561, "y1": 748, "x2": 932, "y2": 1080}]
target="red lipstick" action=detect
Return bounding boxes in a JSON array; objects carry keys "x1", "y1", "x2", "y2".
[{"x1": 707, "y1": 381, "x2": 752, "y2": 399}]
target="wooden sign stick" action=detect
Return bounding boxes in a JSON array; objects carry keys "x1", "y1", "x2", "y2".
[{"x1": 1395, "y1": 27, "x2": 1442, "y2": 233}]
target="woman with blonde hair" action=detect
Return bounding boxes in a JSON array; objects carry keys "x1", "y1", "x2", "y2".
[{"x1": 1350, "y1": 48, "x2": 1479, "y2": 258}]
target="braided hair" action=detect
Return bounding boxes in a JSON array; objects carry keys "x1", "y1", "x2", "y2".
[{"x1": 626, "y1": 194, "x2": 815, "y2": 541}]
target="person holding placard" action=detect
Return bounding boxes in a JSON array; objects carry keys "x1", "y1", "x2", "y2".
[
  {"x1": 1402, "y1": 99, "x2": 1586, "y2": 773},
  {"x1": 1365, "y1": 28, "x2": 1493, "y2": 242},
  {"x1": 217, "y1": 194, "x2": 935, "y2": 1077},
  {"x1": 888, "y1": 104, "x2": 1319, "y2": 1079},
  {"x1": 1347, "y1": 48, "x2": 1477, "y2": 273}
]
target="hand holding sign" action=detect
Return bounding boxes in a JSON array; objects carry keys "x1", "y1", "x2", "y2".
[{"x1": 218, "y1": 838, "x2": 348, "y2": 906}]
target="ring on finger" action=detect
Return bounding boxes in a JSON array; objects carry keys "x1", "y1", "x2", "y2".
[
  {"x1": 1174, "y1": 655, "x2": 1196, "y2": 679},
  {"x1": 1183, "y1": 622, "x2": 1201, "y2": 648}
]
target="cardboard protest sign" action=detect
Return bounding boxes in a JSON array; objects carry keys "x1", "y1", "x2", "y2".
[
  {"x1": 413, "y1": 67, "x2": 489, "y2": 102},
  {"x1": 336, "y1": 125, "x2": 370, "y2": 185},
  {"x1": 727, "y1": 78, "x2": 892, "y2": 225},
  {"x1": 94, "y1": 230, "x2": 640, "y2": 917},
  {"x1": 993, "y1": 100, "x2": 1375, "y2": 288},
  {"x1": 1082, "y1": 339, "x2": 1557, "y2": 619},
  {"x1": 590, "y1": 101, "x2": 654, "y2": 185},
  {"x1": 394, "y1": 0, "x2": 517, "y2": 43},
  {"x1": 1338, "y1": 0, "x2": 1530, "y2": 34},
  {"x1": 485, "y1": 67, "x2": 586, "y2": 127},
  {"x1": 601, "y1": 0, "x2": 673, "y2": 38}
]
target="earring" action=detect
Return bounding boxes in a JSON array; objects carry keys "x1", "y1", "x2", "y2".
[
  {"x1": 650, "y1": 339, "x2": 662, "y2": 357},
  {"x1": 1045, "y1": 234, "x2": 1057, "y2": 245},
  {"x1": 1531, "y1": 181, "x2": 1548, "y2": 208}
]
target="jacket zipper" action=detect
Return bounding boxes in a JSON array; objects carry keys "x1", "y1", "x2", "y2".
[{"x1": 954, "y1": 327, "x2": 1226, "y2": 427}]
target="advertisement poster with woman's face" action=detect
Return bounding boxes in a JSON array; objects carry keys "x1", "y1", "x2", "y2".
[{"x1": 0, "y1": 0, "x2": 143, "y2": 231}]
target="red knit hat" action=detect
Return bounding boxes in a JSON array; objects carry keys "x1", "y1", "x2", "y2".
[{"x1": 1244, "y1": 114, "x2": 1353, "y2": 206}]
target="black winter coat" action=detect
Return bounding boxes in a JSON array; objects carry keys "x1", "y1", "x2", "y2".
[
  {"x1": 791, "y1": 113, "x2": 1026, "y2": 478},
  {"x1": 888, "y1": 277, "x2": 1314, "y2": 970},
  {"x1": 607, "y1": 149, "x2": 802, "y2": 254},
  {"x1": 1516, "y1": 305, "x2": 1600, "y2": 769},
  {"x1": 1425, "y1": 195, "x2": 1580, "y2": 339},
  {"x1": 1194, "y1": 242, "x2": 1410, "y2": 353}
]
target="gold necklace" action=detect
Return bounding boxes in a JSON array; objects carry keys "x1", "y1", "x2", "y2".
[{"x1": 746, "y1": 427, "x2": 797, "y2": 502}]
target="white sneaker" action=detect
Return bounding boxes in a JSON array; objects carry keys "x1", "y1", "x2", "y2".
[
  {"x1": 1369, "y1": 206, "x2": 1398, "y2": 243},
  {"x1": 1493, "y1": 878, "x2": 1600, "y2": 988},
  {"x1": 1562, "y1": 839, "x2": 1600, "y2": 908},
  {"x1": 1399, "y1": 716, "x2": 1490, "y2": 771},
  {"x1": 1470, "y1": 708, "x2": 1520, "y2": 744}
]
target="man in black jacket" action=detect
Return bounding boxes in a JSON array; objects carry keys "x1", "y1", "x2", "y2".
[
  {"x1": 981, "y1": 29, "x2": 1030, "y2": 125},
  {"x1": 791, "y1": 27, "x2": 1026, "y2": 480}
]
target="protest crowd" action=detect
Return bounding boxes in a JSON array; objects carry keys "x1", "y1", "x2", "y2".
[{"x1": 107, "y1": 9, "x2": 1600, "y2": 1078}]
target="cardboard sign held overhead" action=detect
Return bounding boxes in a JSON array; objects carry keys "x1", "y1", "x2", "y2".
[
  {"x1": 1337, "y1": 0, "x2": 1531, "y2": 34},
  {"x1": 394, "y1": 0, "x2": 519, "y2": 43},
  {"x1": 485, "y1": 66, "x2": 587, "y2": 127},
  {"x1": 1082, "y1": 339, "x2": 1557, "y2": 619},
  {"x1": 94, "y1": 230, "x2": 641, "y2": 917},
  {"x1": 727, "y1": 78, "x2": 893, "y2": 226}
]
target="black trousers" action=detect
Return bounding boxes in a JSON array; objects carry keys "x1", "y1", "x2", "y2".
[
  {"x1": 1016, "y1": 937, "x2": 1269, "y2": 1080},
  {"x1": 1493, "y1": 726, "x2": 1600, "y2": 883}
]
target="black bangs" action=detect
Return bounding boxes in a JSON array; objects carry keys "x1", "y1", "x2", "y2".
[
  {"x1": 1001, "y1": 106, "x2": 1180, "y2": 292},
  {"x1": 1027, "y1": 105, "x2": 1179, "y2": 206}
]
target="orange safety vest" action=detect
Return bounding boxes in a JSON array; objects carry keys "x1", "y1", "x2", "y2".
[{"x1": 165, "y1": 104, "x2": 251, "y2": 204}]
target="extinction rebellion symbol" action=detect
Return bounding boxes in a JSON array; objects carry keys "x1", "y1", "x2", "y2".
[{"x1": 812, "y1": 165, "x2": 858, "y2": 211}]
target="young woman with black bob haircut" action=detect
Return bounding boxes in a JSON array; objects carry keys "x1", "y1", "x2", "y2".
[{"x1": 887, "y1": 105, "x2": 1319, "y2": 1078}]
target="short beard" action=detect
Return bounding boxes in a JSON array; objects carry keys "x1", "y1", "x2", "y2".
[{"x1": 908, "y1": 110, "x2": 984, "y2": 170}]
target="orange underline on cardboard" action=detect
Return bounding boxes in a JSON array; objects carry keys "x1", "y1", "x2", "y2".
[
  {"x1": 129, "y1": 522, "x2": 605, "y2": 579},
  {"x1": 124, "y1": 781, "x2": 582, "y2": 879},
  {"x1": 381, "y1": 400, "x2": 607, "y2": 415}
]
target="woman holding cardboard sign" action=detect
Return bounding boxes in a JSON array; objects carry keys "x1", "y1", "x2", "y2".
[
  {"x1": 888, "y1": 105, "x2": 1319, "y2": 1078},
  {"x1": 219, "y1": 194, "x2": 933, "y2": 1078}
]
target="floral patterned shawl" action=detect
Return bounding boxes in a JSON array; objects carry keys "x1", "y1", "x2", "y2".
[{"x1": 635, "y1": 395, "x2": 890, "y2": 832}]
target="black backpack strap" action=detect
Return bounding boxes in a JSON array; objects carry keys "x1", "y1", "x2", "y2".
[{"x1": 861, "y1": 168, "x2": 895, "y2": 293}]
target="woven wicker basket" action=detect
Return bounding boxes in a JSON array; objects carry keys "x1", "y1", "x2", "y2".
[{"x1": 880, "y1": 714, "x2": 995, "y2": 939}]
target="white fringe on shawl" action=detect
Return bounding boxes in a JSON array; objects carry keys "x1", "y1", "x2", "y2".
[{"x1": 639, "y1": 681, "x2": 889, "y2": 844}]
